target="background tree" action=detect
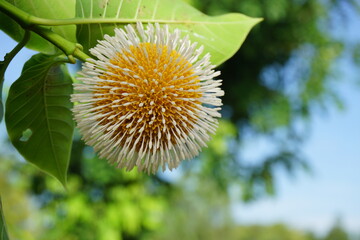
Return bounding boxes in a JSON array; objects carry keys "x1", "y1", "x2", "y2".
[
  {"x1": 323, "y1": 218, "x2": 349, "y2": 240},
  {"x1": 1, "y1": 0, "x2": 359, "y2": 239}
]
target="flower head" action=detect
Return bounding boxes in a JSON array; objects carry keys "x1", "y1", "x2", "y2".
[{"x1": 72, "y1": 23, "x2": 224, "y2": 174}]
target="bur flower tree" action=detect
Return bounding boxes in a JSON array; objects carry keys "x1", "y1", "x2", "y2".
[{"x1": 0, "y1": 0, "x2": 260, "y2": 185}]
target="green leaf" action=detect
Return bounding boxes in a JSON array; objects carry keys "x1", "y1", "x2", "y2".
[
  {"x1": 0, "y1": 0, "x2": 76, "y2": 54},
  {"x1": 0, "y1": 197, "x2": 9, "y2": 240},
  {"x1": 76, "y1": 0, "x2": 261, "y2": 66},
  {"x1": 5, "y1": 53, "x2": 74, "y2": 186}
]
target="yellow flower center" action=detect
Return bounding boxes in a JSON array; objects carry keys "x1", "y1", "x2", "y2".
[{"x1": 94, "y1": 42, "x2": 202, "y2": 152}]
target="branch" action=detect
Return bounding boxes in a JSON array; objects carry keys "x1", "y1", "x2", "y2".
[
  {"x1": 0, "y1": 0, "x2": 91, "y2": 63},
  {"x1": 0, "y1": 30, "x2": 30, "y2": 122},
  {"x1": 0, "y1": 196, "x2": 9, "y2": 240},
  {"x1": 0, "y1": 30, "x2": 30, "y2": 74}
]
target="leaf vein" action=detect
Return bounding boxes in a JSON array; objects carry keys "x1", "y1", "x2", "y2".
[
  {"x1": 151, "y1": 0, "x2": 160, "y2": 20},
  {"x1": 43, "y1": 67, "x2": 65, "y2": 182},
  {"x1": 134, "y1": 0, "x2": 142, "y2": 20},
  {"x1": 115, "y1": 0, "x2": 124, "y2": 18}
]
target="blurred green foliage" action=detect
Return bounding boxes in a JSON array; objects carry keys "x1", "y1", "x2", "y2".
[
  {"x1": 324, "y1": 219, "x2": 350, "y2": 240},
  {"x1": 1, "y1": 0, "x2": 360, "y2": 239},
  {"x1": 0, "y1": 156, "x2": 40, "y2": 240},
  {"x1": 1, "y1": 156, "x2": 356, "y2": 240}
]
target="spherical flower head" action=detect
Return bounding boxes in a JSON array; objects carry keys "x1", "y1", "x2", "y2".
[{"x1": 72, "y1": 22, "x2": 224, "y2": 174}]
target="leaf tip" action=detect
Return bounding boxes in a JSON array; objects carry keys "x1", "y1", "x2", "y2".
[
  {"x1": 51, "y1": 169, "x2": 68, "y2": 190},
  {"x1": 254, "y1": 17, "x2": 264, "y2": 24}
]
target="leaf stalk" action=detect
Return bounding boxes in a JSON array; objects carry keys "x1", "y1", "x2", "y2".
[{"x1": 0, "y1": 30, "x2": 30, "y2": 122}]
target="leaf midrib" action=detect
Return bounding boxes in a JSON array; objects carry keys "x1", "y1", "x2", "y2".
[
  {"x1": 57, "y1": 18, "x2": 259, "y2": 25},
  {"x1": 42, "y1": 62, "x2": 65, "y2": 182}
]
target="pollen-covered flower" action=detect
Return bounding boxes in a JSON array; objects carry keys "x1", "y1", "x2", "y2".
[{"x1": 72, "y1": 23, "x2": 224, "y2": 174}]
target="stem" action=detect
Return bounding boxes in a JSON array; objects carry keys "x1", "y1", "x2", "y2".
[
  {"x1": 0, "y1": 0, "x2": 91, "y2": 63},
  {"x1": 1, "y1": 30, "x2": 30, "y2": 76},
  {"x1": 30, "y1": 17, "x2": 186, "y2": 26},
  {"x1": 0, "y1": 0, "x2": 31, "y2": 28},
  {"x1": 31, "y1": 25, "x2": 89, "y2": 63},
  {"x1": 0, "y1": 196, "x2": 10, "y2": 239},
  {"x1": 0, "y1": 30, "x2": 30, "y2": 122}
]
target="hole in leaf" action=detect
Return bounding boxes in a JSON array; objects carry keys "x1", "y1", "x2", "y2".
[{"x1": 20, "y1": 128, "x2": 32, "y2": 142}]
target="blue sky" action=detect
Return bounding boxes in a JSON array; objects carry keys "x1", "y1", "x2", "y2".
[
  {"x1": 1, "y1": 4, "x2": 360, "y2": 237},
  {"x1": 232, "y1": 62, "x2": 360, "y2": 235}
]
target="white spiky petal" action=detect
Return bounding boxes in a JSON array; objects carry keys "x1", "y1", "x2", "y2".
[{"x1": 71, "y1": 22, "x2": 224, "y2": 174}]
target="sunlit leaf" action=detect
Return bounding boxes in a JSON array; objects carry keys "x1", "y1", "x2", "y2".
[
  {"x1": 0, "y1": 0, "x2": 76, "y2": 54},
  {"x1": 0, "y1": 197, "x2": 9, "y2": 240},
  {"x1": 5, "y1": 53, "x2": 74, "y2": 186},
  {"x1": 76, "y1": 0, "x2": 261, "y2": 66}
]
